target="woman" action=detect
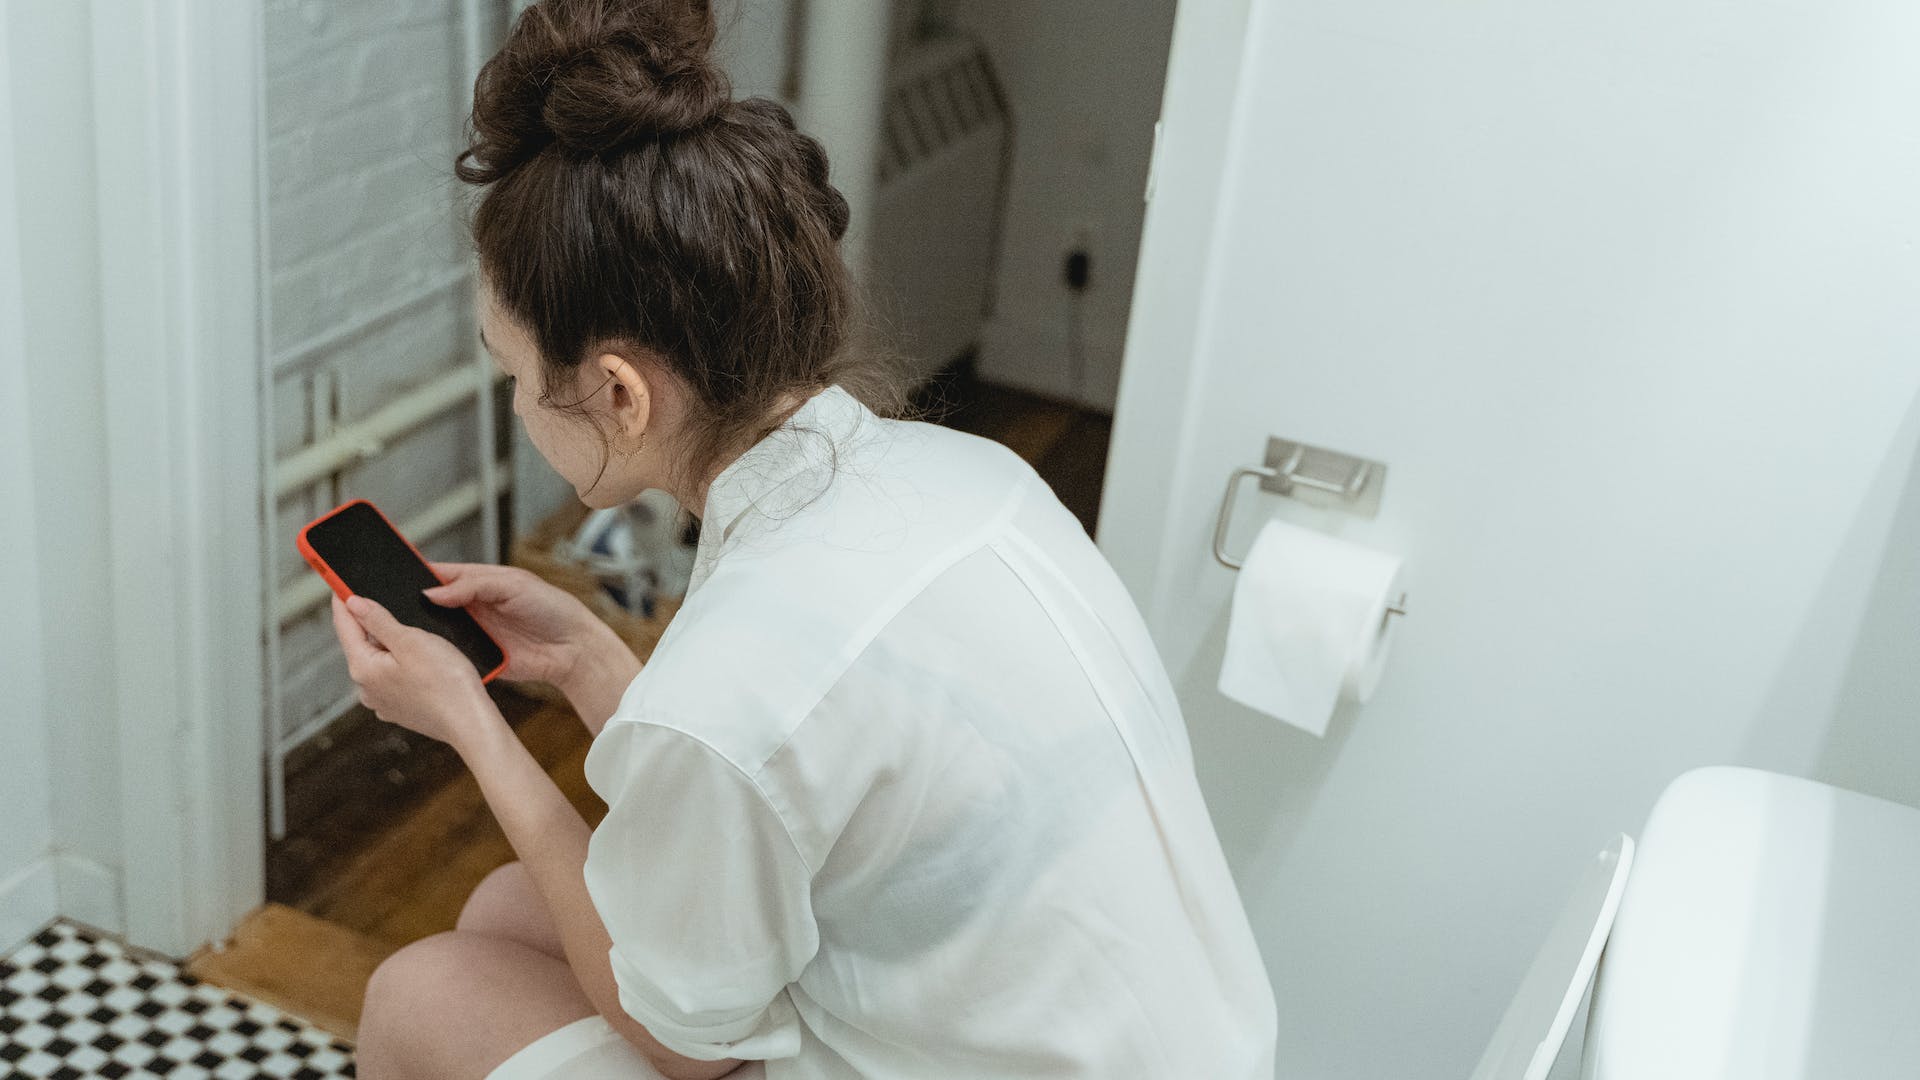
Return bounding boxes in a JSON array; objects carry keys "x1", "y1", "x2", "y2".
[{"x1": 330, "y1": 1, "x2": 1276, "y2": 1077}]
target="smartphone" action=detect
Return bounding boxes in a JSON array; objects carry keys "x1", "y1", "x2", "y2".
[{"x1": 296, "y1": 499, "x2": 509, "y2": 682}]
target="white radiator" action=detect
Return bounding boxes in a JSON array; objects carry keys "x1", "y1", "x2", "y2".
[{"x1": 868, "y1": 35, "x2": 1010, "y2": 384}]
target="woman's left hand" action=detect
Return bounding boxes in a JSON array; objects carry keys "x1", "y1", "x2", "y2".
[{"x1": 330, "y1": 593, "x2": 503, "y2": 748}]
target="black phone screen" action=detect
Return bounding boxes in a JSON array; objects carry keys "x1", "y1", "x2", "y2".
[{"x1": 305, "y1": 501, "x2": 505, "y2": 677}]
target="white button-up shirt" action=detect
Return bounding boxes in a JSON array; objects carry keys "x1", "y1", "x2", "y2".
[{"x1": 582, "y1": 385, "x2": 1276, "y2": 1078}]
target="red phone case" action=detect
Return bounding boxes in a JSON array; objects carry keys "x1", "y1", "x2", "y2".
[{"x1": 296, "y1": 498, "x2": 510, "y2": 684}]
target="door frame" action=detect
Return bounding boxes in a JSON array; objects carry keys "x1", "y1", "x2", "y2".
[
  {"x1": 92, "y1": 1, "x2": 268, "y2": 955},
  {"x1": 0, "y1": 7, "x2": 60, "y2": 951},
  {"x1": 78, "y1": 0, "x2": 1259, "y2": 956},
  {"x1": 1097, "y1": 0, "x2": 1257, "y2": 637}
]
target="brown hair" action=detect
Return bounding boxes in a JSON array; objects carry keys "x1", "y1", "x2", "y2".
[{"x1": 455, "y1": 0, "x2": 904, "y2": 492}]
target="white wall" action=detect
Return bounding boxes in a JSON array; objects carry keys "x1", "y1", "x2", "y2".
[
  {"x1": 0, "y1": 8, "x2": 59, "y2": 953},
  {"x1": 926, "y1": 0, "x2": 1175, "y2": 409},
  {"x1": 714, "y1": 0, "x2": 791, "y2": 105},
  {"x1": 5, "y1": 1, "x2": 127, "y2": 937},
  {"x1": 1101, "y1": 1, "x2": 1920, "y2": 1077}
]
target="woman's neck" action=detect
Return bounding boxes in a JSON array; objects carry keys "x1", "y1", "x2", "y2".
[{"x1": 675, "y1": 389, "x2": 814, "y2": 520}]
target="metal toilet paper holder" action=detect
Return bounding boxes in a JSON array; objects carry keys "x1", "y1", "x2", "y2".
[{"x1": 1212, "y1": 435, "x2": 1407, "y2": 618}]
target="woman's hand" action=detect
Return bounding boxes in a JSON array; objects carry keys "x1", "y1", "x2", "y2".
[
  {"x1": 420, "y1": 561, "x2": 642, "y2": 735},
  {"x1": 331, "y1": 593, "x2": 502, "y2": 748},
  {"x1": 421, "y1": 562, "x2": 603, "y2": 689}
]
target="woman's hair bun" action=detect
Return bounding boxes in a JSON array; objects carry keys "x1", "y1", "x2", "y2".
[{"x1": 461, "y1": 0, "x2": 730, "y2": 177}]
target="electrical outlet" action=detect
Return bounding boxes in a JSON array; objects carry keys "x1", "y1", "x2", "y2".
[
  {"x1": 1064, "y1": 248, "x2": 1092, "y2": 292},
  {"x1": 1064, "y1": 224, "x2": 1095, "y2": 292}
]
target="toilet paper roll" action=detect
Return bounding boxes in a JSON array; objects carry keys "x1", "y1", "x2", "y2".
[{"x1": 1217, "y1": 517, "x2": 1405, "y2": 736}]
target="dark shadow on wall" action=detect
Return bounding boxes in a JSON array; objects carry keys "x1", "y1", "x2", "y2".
[
  {"x1": 1174, "y1": 601, "x2": 1356, "y2": 887},
  {"x1": 1812, "y1": 389, "x2": 1920, "y2": 808},
  {"x1": 1741, "y1": 387, "x2": 1920, "y2": 810}
]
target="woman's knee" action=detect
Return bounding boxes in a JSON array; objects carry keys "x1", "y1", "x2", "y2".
[
  {"x1": 357, "y1": 933, "x2": 469, "y2": 1079},
  {"x1": 356, "y1": 930, "x2": 598, "y2": 1080},
  {"x1": 363, "y1": 932, "x2": 463, "y2": 1026},
  {"x1": 456, "y1": 861, "x2": 564, "y2": 957},
  {"x1": 457, "y1": 861, "x2": 529, "y2": 934}
]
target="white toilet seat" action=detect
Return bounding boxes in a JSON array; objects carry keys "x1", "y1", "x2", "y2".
[{"x1": 1584, "y1": 767, "x2": 1920, "y2": 1079}]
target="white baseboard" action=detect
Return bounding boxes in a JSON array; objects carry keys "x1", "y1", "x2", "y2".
[
  {"x1": 976, "y1": 315, "x2": 1125, "y2": 413},
  {"x1": 54, "y1": 853, "x2": 123, "y2": 936},
  {"x1": 0, "y1": 853, "x2": 125, "y2": 954},
  {"x1": 0, "y1": 857, "x2": 58, "y2": 954}
]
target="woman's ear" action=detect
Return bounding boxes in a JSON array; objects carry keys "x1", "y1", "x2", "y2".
[{"x1": 598, "y1": 352, "x2": 652, "y2": 441}]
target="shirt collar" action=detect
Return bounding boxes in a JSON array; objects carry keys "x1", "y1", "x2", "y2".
[{"x1": 688, "y1": 384, "x2": 868, "y2": 592}]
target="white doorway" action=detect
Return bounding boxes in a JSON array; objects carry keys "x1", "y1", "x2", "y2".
[
  {"x1": 6, "y1": 0, "x2": 1189, "y2": 980},
  {"x1": 1102, "y1": 0, "x2": 1920, "y2": 1074}
]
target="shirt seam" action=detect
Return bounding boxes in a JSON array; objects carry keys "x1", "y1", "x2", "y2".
[
  {"x1": 985, "y1": 528, "x2": 1172, "y2": 809},
  {"x1": 605, "y1": 717, "x2": 821, "y2": 878},
  {"x1": 744, "y1": 466, "x2": 1039, "y2": 784},
  {"x1": 995, "y1": 526, "x2": 1181, "y2": 746}
]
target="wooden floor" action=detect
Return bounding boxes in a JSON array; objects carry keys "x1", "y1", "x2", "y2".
[
  {"x1": 194, "y1": 376, "x2": 1111, "y2": 1038},
  {"x1": 194, "y1": 688, "x2": 629, "y2": 1040},
  {"x1": 187, "y1": 904, "x2": 389, "y2": 1041}
]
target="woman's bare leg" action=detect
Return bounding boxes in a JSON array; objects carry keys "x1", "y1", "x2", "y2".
[
  {"x1": 456, "y1": 861, "x2": 564, "y2": 957},
  {"x1": 354, "y1": 930, "x2": 598, "y2": 1080}
]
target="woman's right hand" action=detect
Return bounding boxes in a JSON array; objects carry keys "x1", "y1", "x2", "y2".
[{"x1": 423, "y1": 562, "x2": 609, "y2": 691}]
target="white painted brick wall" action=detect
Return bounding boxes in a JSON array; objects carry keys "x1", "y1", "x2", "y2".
[
  {"x1": 264, "y1": 0, "x2": 493, "y2": 742},
  {"x1": 264, "y1": 0, "x2": 462, "y2": 71}
]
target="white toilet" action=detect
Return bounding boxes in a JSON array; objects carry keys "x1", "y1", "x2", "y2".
[{"x1": 1472, "y1": 766, "x2": 1920, "y2": 1079}]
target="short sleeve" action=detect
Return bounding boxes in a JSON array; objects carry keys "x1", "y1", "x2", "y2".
[{"x1": 581, "y1": 719, "x2": 819, "y2": 1063}]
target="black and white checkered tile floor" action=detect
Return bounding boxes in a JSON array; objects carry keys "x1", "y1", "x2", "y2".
[{"x1": 0, "y1": 922, "x2": 354, "y2": 1079}]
